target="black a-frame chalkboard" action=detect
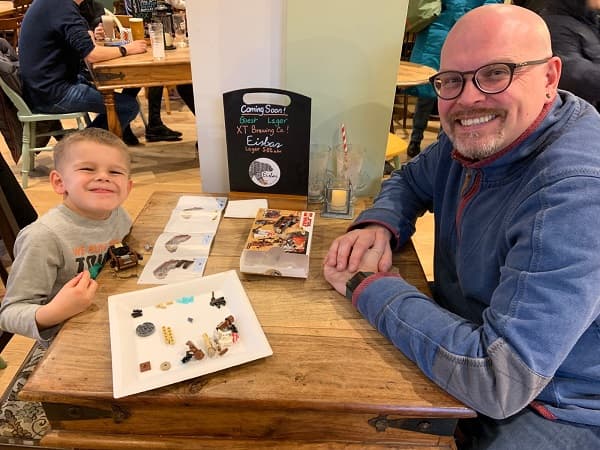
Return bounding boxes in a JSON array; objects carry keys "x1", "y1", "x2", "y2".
[{"x1": 223, "y1": 88, "x2": 311, "y2": 209}]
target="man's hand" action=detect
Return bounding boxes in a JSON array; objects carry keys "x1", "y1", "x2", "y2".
[
  {"x1": 94, "y1": 23, "x2": 105, "y2": 41},
  {"x1": 324, "y1": 224, "x2": 393, "y2": 273},
  {"x1": 124, "y1": 40, "x2": 148, "y2": 55},
  {"x1": 324, "y1": 247, "x2": 382, "y2": 296},
  {"x1": 35, "y1": 271, "x2": 97, "y2": 330}
]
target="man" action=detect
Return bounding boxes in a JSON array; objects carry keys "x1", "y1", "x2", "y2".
[
  {"x1": 78, "y1": 0, "x2": 185, "y2": 143},
  {"x1": 404, "y1": 0, "x2": 502, "y2": 158},
  {"x1": 18, "y1": 0, "x2": 147, "y2": 144},
  {"x1": 325, "y1": 4, "x2": 600, "y2": 449}
]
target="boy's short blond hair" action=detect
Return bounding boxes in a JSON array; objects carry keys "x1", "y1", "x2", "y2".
[{"x1": 53, "y1": 128, "x2": 131, "y2": 173}]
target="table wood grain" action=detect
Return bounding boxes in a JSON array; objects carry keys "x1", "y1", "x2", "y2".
[{"x1": 21, "y1": 192, "x2": 474, "y2": 449}]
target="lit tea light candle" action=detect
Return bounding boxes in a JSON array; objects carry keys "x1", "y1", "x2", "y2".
[{"x1": 330, "y1": 189, "x2": 348, "y2": 212}]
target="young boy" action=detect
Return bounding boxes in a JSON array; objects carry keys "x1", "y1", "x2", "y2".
[{"x1": 0, "y1": 128, "x2": 133, "y2": 347}]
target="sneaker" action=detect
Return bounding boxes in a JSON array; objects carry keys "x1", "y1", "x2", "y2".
[
  {"x1": 407, "y1": 142, "x2": 420, "y2": 158},
  {"x1": 145, "y1": 124, "x2": 183, "y2": 142},
  {"x1": 122, "y1": 125, "x2": 141, "y2": 146}
]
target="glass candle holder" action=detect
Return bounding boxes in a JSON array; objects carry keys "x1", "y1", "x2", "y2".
[{"x1": 322, "y1": 177, "x2": 353, "y2": 219}]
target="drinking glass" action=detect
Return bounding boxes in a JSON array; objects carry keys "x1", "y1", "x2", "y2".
[
  {"x1": 129, "y1": 17, "x2": 145, "y2": 41},
  {"x1": 101, "y1": 15, "x2": 115, "y2": 41},
  {"x1": 332, "y1": 143, "x2": 367, "y2": 198},
  {"x1": 307, "y1": 144, "x2": 331, "y2": 204},
  {"x1": 148, "y1": 22, "x2": 165, "y2": 61},
  {"x1": 173, "y1": 12, "x2": 188, "y2": 47}
]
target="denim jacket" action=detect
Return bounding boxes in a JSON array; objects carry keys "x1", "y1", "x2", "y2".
[{"x1": 351, "y1": 91, "x2": 600, "y2": 425}]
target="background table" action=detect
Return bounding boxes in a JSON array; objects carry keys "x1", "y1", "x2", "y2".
[
  {"x1": 21, "y1": 192, "x2": 475, "y2": 449},
  {"x1": 89, "y1": 47, "x2": 192, "y2": 137},
  {"x1": 394, "y1": 61, "x2": 438, "y2": 131}
]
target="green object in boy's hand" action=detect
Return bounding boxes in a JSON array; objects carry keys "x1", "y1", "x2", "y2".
[{"x1": 89, "y1": 263, "x2": 103, "y2": 280}]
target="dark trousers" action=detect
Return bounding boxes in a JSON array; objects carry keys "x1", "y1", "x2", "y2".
[
  {"x1": 409, "y1": 96, "x2": 436, "y2": 146},
  {"x1": 123, "y1": 84, "x2": 195, "y2": 128}
]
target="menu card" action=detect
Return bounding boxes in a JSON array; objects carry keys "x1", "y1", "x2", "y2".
[{"x1": 223, "y1": 88, "x2": 311, "y2": 202}]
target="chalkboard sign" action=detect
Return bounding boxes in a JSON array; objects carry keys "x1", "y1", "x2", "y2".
[{"x1": 223, "y1": 88, "x2": 311, "y2": 203}]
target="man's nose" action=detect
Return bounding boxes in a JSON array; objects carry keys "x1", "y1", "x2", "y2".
[{"x1": 457, "y1": 76, "x2": 486, "y2": 104}]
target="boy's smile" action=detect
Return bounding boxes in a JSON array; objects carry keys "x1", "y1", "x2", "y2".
[{"x1": 50, "y1": 141, "x2": 133, "y2": 220}]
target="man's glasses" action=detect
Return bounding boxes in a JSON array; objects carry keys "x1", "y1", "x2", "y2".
[{"x1": 429, "y1": 58, "x2": 551, "y2": 100}]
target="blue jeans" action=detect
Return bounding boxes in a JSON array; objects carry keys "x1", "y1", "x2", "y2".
[
  {"x1": 459, "y1": 407, "x2": 600, "y2": 450},
  {"x1": 38, "y1": 76, "x2": 139, "y2": 131}
]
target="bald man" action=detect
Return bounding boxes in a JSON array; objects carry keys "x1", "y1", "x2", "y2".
[{"x1": 324, "y1": 5, "x2": 600, "y2": 448}]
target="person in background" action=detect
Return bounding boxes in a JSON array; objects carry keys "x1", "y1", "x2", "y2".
[
  {"x1": 0, "y1": 128, "x2": 133, "y2": 347},
  {"x1": 405, "y1": 0, "x2": 502, "y2": 158},
  {"x1": 78, "y1": 0, "x2": 183, "y2": 144},
  {"x1": 540, "y1": 0, "x2": 600, "y2": 111},
  {"x1": 510, "y1": 0, "x2": 544, "y2": 13},
  {"x1": 18, "y1": 0, "x2": 147, "y2": 142},
  {"x1": 325, "y1": 4, "x2": 600, "y2": 449},
  {"x1": 123, "y1": 0, "x2": 196, "y2": 128}
]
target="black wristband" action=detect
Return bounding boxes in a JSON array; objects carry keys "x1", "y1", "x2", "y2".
[
  {"x1": 345, "y1": 271, "x2": 375, "y2": 301},
  {"x1": 119, "y1": 46, "x2": 127, "y2": 57}
]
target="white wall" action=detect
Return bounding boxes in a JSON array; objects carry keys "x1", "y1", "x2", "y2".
[
  {"x1": 187, "y1": 1, "x2": 285, "y2": 193},
  {"x1": 187, "y1": 1, "x2": 407, "y2": 195}
]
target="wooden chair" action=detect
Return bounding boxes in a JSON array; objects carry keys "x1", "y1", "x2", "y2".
[
  {"x1": 0, "y1": 154, "x2": 37, "y2": 352},
  {"x1": 0, "y1": 77, "x2": 90, "y2": 188},
  {"x1": 391, "y1": 32, "x2": 418, "y2": 132},
  {"x1": 385, "y1": 132, "x2": 408, "y2": 171},
  {"x1": 0, "y1": 188, "x2": 18, "y2": 352},
  {"x1": 12, "y1": 0, "x2": 31, "y2": 16},
  {"x1": 0, "y1": 16, "x2": 20, "y2": 48}
]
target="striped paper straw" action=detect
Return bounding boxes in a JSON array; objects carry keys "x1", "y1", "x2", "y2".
[
  {"x1": 341, "y1": 123, "x2": 348, "y2": 154},
  {"x1": 341, "y1": 123, "x2": 349, "y2": 176}
]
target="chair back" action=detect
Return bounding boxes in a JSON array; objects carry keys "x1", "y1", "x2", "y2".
[
  {"x1": 0, "y1": 17, "x2": 20, "y2": 48},
  {"x1": 0, "y1": 158, "x2": 37, "y2": 351},
  {"x1": 12, "y1": 0, "x2": 32, "y2": 16},
  {"x1": 0, "y1": 183, "x2": 20, "y2": 352},
  {"x1": 0, "y1": 75, "x2": 32, "y2": 117}
]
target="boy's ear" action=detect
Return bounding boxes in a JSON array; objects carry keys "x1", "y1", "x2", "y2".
[{"x1": 49, "y1": 170, "x2": 66, "y2": 194}]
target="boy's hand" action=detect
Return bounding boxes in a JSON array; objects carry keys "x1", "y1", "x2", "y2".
[{"x1": 35, "y1": 271, "x2": 98, "y2": 330}]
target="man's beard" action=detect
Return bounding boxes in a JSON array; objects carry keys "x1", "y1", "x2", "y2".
[
  {"x1": 445, "y1": 112, "x2": 506, "y2": 160},
  {"x1": 452, "y1": 129, "x2": 506, "y2": 160}
]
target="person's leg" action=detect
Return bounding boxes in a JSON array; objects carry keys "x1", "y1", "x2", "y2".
[
  {"x1": 175, "y1": 84, "x2": 195, "y2": 115},
  {"x1": 44, "y1": 82, "x2": 138, "y2": 133},
  {"x1": 459, "y1": 408, "x2": 600, "y2": 450},
  {"x1": 407, "y1": 96, "x2": 436, "y2": 157},
  {"x1": 144, "y1": 86, "x2": 182, "y2": 142}
]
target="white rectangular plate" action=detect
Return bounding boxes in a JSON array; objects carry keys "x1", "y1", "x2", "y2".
[{"x1": 108, "y1": 270, "x2": 272, "y2": 398}]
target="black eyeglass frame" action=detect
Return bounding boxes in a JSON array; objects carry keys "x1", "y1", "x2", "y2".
[{"x1": 429, "y1": 58, "x2": 551, "y2": 100}]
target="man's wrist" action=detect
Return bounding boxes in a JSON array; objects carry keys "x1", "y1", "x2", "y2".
[
  {"x1": 345, "y1": 271, "x2": 375, "y2": 301},
  {"x1": 119, "y1": 45, "x2": 127, "y2": 57}
]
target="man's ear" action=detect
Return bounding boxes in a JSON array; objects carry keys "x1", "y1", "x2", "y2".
[
  {"x1": 546, "y1": 56, "x2": 562, "y2": 99},
  {"x1": 49, "y1": 170, "x2": 66, "y2": 195}
]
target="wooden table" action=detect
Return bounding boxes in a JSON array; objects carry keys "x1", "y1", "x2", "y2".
[
  {"x1": 21, "y1": 192, "x2": 475, "y2": 449},
  {"x1": 89, "y1": 47, "x2": 192, "y2": 137},
  {"x1": 394, "y1": 61, "x2": 438, "y2": 131},
  {"x1": 0, "y1": 2, "x2": 13, "y2": 16},
  {"x1": 397, "y1": 61, "x2": 437, "y2": 88}
]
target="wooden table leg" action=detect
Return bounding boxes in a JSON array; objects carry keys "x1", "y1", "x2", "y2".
[{"x1": 102, "y1": 90, "x2": 122, "y2": 137}]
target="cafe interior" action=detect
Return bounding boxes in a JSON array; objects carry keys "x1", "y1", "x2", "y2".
[{"x1": 0, "y1": 1, "x2": 457, "y2": 448}]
